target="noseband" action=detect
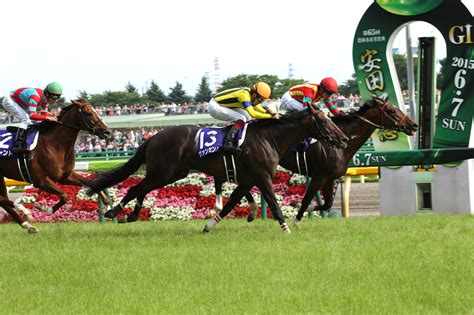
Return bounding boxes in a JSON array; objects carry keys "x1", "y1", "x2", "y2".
[
  {"x1": 355, "y1": 98, "x2": 409, "y2": 132},
  {"x1": 308, "y1": 106, "x2": 339, "y2": 145}
]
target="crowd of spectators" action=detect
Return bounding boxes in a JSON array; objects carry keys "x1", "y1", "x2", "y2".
[{"x1": 76, "y1": 128, "x2": 160, "y2": 155}]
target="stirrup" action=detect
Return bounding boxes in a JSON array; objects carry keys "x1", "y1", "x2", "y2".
[{"x1": 222, "y1": 144, "x2": 241, "y2": 153}]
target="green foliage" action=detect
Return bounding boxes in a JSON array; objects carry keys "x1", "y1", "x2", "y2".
[
  {"x1": 167, "y1": 81, "x2": 191, "y2": 104},
  {"x1": 436, "y1": 57, "x2": 446, "y2": 90},
  {"x1": 339, "y1": 73, "x2": 360, "y2": 96},
  {"x1": 145, "y1": 81, "x2": 167, "y2": 103},
  {"x1": 194, "y1": 75, "x2": 213, "y2": 103},
  {"x1": 0, "y1": 216, "x2": 472, "y2": 313},
  {"x1": 124, "y1": 81, "x2": 139, "y2": 94},
  {"x1": 218, "y1": 74, "x2": 283, "y2": 98},
  {"x1": 90, "y1": 90, "x2": 143, "y2": 107},
  {"x1": 77, "y1": 90, "x2": 91, "y2": 102},
  {"x1": 273, "y1": 78, "x2": 305, "y2": 97}
]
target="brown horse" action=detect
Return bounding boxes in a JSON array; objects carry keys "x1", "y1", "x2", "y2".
[
  {"x1": 0, "y1": 99, "x2": 110, "y2": 233},
  {"x1": 86, "y1": 105, "x2": 349, "y2": 234},
  {"x1": 214, "y1": 97, "x2": 418, "y2": 223}
]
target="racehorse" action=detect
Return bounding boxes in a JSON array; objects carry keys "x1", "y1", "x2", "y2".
[
  {"x1": 0, "y1": 99, "x2": 110, "y2": 233},
  {"x1": 86, "y1": 105, "x2": 349, "y2": 234},
  {"x1": 213, "y1": 97, "x2": 418, "y2": 224}
]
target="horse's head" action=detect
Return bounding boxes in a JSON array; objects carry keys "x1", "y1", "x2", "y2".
[
  {"x1": 307, "y1": 104, "x2": 349, "y2": 148},
  {"x1": 363, "y1": 97, "x2": 418, "y2": 135},
  {"x1": 60, "y1": 99, "x2": 110, "y2": 139}
]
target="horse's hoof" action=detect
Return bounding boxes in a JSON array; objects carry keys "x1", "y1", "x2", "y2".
[
  {"x1": 203, "y1": 226, "x2": 209, "y2": 233},
  {"x1": 97, "y1": 207, "x2": 107, "y2": 215},
  {"x1": 247, "y1": 215, "x2": 255, "y2": 223},
  {"x1": 28, "y1": 226, "x2": 40, "y2": 233},
  {"x1": 117, "y1": 215, "x2": 128, "y2": 224},
  {"x1": 283, "y1": 228, "x2": 292, "y2": 235},
  {"x1": 127, "y1": 215, "x2": 138, "y2": 223},
  {"x1": 293, "y1": 219, "x2": 301, "y2": 228},
  {"x1": 205, "y1": 209, "x2": 217, "y2": 219},
  {"x1": 104, "y1": 210, "x2": 116, "y2": 219}
]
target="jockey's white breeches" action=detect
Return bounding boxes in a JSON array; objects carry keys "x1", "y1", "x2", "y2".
[
  {"x1": 208, "y1": 98, "x2": 252, "y2": 122},
  {"x1": 2, "y1": 95, "x2": 30, "y2": 129},
  {"x1": 280, "y1": 91, "x2": 305, "y2": 113}
]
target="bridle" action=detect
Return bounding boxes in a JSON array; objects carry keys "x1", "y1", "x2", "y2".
[
  {"x1": 307, "y1": 104, "x2": 343, "y2": 147},
  {"x1": 55, "y1": 105, "x2": 106, "y2": 136},
  {"x1": 354, "y1": 98, "x2": 409, "y2": 132}
]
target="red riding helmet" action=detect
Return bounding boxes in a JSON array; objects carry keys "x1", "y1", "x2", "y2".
[{"x1": 320, "y1": 77, "x2": 338, "y2": 93}]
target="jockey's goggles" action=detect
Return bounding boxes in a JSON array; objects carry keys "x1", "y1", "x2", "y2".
[{"x1": 48, "y1": 93, "x2": 61, "y2": 100}]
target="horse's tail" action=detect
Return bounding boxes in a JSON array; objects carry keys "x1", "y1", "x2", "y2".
[{"x1": 86, "y1": 139, "x2": 150, "y2": 195}]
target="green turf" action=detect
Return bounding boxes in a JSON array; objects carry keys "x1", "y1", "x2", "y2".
[{"x1": 1, "y1": 215, "x2": 473, "y2": 314}]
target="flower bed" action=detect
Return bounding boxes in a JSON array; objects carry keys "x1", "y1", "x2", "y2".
[{"x1": 2, "y1": 169, "x2": 314, "y2": 223}]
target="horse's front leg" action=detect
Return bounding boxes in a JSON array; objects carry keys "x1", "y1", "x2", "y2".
[
  {"x1": 204, "y1": 183, "x2": 253, "y2": 233},
  {"x1": 314, "y1": 179, "x2": 337, "y2": 213},
  {"x1": 125, "y1": 194, "x2": 145, "y2": 223},
  {"x1": 256, "y1": 177, "x2": 291, "y2": 234},
  {"x1": 62, "y1": 172, "x2": 111, "y2": 208},
  {"x1": 35, "y1": 177, "x2": 68, "y2": 214},
  {"x1": 293, "y1": 177, "x2": 325, "y2": 226}
]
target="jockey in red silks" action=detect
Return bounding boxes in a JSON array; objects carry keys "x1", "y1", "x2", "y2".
[
  {"x1": 280, "y1": 77, "x2": 343, "y2": 117},
  {"x1": 208, "y1": 81, "x2": 281, "y2": 153},
  {"x1": 2, "y1": 82, "x2": 61, "y2": 153}
]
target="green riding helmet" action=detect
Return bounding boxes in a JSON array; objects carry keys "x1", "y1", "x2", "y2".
[{"x1": 45, "y1": 82, "x2": 62, "y2": 95}]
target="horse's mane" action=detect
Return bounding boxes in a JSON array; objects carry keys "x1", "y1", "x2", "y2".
[
  {"x1": 251, "y1": 109, "x2": 311, "y2": 127},
  {"x1": 32, "y1": 102, "x2": 78, "y2": 132}
]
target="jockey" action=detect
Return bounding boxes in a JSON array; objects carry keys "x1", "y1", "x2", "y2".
[
  {"x1": 208, "y1": 81, "x2": 281, "y2": 153},
  {"x1": 2, "y1": 82, "x2": 61, "y2": 153},
  {"x1": 280, "y1": 77, "x2": 343, "y2": 117}
]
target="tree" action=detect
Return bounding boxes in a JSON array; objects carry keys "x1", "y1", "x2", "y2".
[
  {"x1": 218, "y1": 74, "x2": 283, "y2": 98},
  {"x1": 194, "y1": 76, "x2": 213, "y2": 103},
  {"x1": 168, "y1": 81, "x2": 191, "y2": 104},
  {"x1": 125, "y1": 81, "x2": 139, "y2": 94},
  {"x1": 89, "y1": 90, "x2": 142, "y2": 107},
  {"x1": 146, "y1": 81, "x2": 167, "y2": 103},
  {"x1": 339, "y1": 74, "x2": 360, "y2": 96},
  {"x1": 436, "y1": 58, "x2": 446, "y2": 90},
  {"x1": 273, "y1": 78, "x2": 305, "y2": 98},
  {"x1": 77, "y1": 90, "x2": 91, "y2": 101}
]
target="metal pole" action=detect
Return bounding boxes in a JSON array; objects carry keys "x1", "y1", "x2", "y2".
[
  {"x1": 406, "y1": 25, "x2": 416, "y2": 121},
  {"x1": 261, "y1": 198, "x2": 268, "y2": 220}
]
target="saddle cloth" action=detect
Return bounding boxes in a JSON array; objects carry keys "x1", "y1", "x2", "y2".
[
  {"x1": 195, "y1": 123, "x2": 249, "y2": 158},
  {"x1": 0, "y1": 128, "x2": 39, "y2": 157},
  {"x1": 290, "y1": 137, "x2": 317, "y2": 153}
]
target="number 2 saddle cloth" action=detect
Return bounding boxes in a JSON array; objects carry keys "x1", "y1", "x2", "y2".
[{"x1": 0, "y1": 127, "x2": 39, "y2": 157}]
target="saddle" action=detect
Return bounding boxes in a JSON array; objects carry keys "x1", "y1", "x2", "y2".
[{"x1": 0, "y1": 127, "x2": 39, "y2": 157}]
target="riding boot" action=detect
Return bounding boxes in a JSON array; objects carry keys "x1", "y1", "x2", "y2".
[
  {"x1": 12, "y1": 128, "x2": 27, "y2": 154},
  {"x1": 222, "y1": 126, "x2": 242, "y2": 153}
]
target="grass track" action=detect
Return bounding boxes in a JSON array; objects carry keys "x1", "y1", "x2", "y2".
[{"x1": 1, "y1": 215, "x2": 473, "y2": 314}]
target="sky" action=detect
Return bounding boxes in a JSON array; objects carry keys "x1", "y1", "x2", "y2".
[{"x1": 1, "y1": 0, "x2": 473, "y2": 101}]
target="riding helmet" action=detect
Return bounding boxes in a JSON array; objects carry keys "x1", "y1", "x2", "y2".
[
  {"x1": 251, "y1": 82, "x2": 271, "y2": 99},
  {"x1": 45, "y1": 82, "x2": 63, "y2": 95},
  {"x1": 320, "y1": 77, "x2": 338, "y2": 93}
]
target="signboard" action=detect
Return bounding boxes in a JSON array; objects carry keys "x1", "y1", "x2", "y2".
[{"x1": 353, "y1": 0, "x2": 473, "y2": 149}]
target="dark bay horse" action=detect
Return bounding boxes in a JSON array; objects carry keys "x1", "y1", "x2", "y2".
[
  {"x1": 0, "y1": 99, "x2": 110, "y2": 232},
  {"x1": 214, "y1": 97, "x2": 418, "y2": 224},
  {"x1": 86, "y1": 106, "x2": 349, "y2": 234}
]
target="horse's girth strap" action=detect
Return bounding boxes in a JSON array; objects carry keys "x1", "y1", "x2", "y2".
[{"x1": 16, "y1": 153, "x2": 32, "y2": 184}]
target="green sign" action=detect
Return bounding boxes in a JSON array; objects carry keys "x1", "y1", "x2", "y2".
[
  {"x1": 349, "y1": 148, "x2": 474, "y2": 167},
  {"x1": 353, "y1": 0, "x2": 473, "y2": 149}
]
